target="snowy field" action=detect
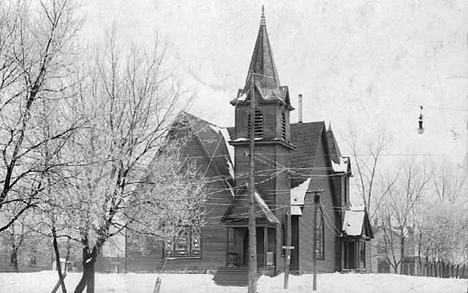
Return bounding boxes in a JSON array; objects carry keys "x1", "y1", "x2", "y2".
[{"x1": 0, "y1": 271, "x2": 466, "y2": 293}]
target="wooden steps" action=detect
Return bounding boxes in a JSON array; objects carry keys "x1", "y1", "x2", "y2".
[{"x1": 213, "y1": 267, "x2": 253, "y2": 286}]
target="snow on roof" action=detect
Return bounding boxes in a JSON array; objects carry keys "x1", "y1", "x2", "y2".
[
  {"x1": 331, "y1": 157, "x2": 349, "y2": 172},
  {"x1": 343, "y1": 210, "x2": 365, "y2": 236},
  {"x1": 238, "y1": 91, "x2": 247, "y2": 101},
  {"x1": 226, "y1": 183, "x2": 235, "y2": 198},
  {"x1": 217, "y1": 127, "x2": 235, "y2": 179},
  {"x1": 218, "y1": 128, "x2": 234, "y2": 162},
  {"x1": 231, "y1": 91, "x2": 248, "y2": 104},
  {"x1": 232, "y1": 137, "x2": 263, "y2": 142},
  {"x1": 255, "y1": 191, "x2": 280, "y2": 224},
  {"x1": 291, "y1": 206, "x2": 302, "y2": 216},
  {"x1": 290, "y1": 178, "x2": 311, "y2": 215}
]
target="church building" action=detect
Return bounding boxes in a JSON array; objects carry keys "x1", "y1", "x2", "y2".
[{"x1": 99, "y1": 8, "x2": 373, "y2": 280}]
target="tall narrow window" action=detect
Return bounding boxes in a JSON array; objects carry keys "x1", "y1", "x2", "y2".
[
  {"x1": 191, "y1": 227, "x2": 201, "y2": 256},
  {"x1": 316, "y1": 208, "x2": 325, "y2": 260},
  {"x1": 175, "y1": 228, "x2": 190, "y2": 256},
  {"x1": 281, "y1": 111, "x2": 286, "y2": 140},
  {"x1": 248, "y1": 109, "x2": 263, "y2": 138}
]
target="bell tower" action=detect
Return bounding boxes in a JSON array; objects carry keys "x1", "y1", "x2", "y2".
[
  {"x1": 230, "y1": 6, "x2": 294, "y2": 146},
  {"x1": 229, "y1": 7, "x2": 295, "y2": 203}
]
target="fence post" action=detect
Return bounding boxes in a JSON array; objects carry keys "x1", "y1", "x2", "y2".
[{"x1": 153, "y1": 276, "x2": 162, "y2": 293}]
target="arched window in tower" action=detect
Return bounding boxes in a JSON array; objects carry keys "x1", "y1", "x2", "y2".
[
  {"x1": 281, "y1": 111, "x2": 286, "y2": 140},
  {"x1": 248, "y1": 109, "x2": 263, "y2": 138}
]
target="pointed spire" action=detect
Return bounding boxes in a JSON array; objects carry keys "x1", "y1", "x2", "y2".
[
  {"x1": 232, "y1": 6, "x2": 292, "y2": 108},
  {"x1": 244, "y1": 6, "x2": 280, "y2": 91},
  {"x1": 260, "y1": 5, "x2": 266, "y2": 26}
]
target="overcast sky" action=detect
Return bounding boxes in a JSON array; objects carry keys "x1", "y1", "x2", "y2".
[{"x1": 83, "y1": 0, "x2": 467, "y2": 165}]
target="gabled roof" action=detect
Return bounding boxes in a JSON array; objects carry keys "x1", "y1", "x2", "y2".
[
  {"x1": 326, "y1": 124, "x2": 342, "y2": 164},
  {"x1": 171, "y1": 111, "x2": 234, "y2": 182},
  {"x1": 343, "y1": 210, "x2": 374, "y2": 239},
  {"x1": 221, "y1": 185, "x2": 280, "y2": 224},
  {"x1": 326, "y1": 124, "x2": 352, "y2": 174},
  {"x1": 288, "y1": 121, "x2": 326, "y2": 187}
]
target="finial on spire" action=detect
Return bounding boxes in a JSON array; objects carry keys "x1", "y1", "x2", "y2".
[{"x1": 260, "y1": 5, "x2": 266, "y2": 26}]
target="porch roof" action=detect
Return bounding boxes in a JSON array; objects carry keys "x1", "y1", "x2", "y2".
[
  {"x1": 342, "y1": 210, "x2": 374, "y2": 239},
  {"x1": 221, "y1": 186, "x2": 280, "y2": 224}
]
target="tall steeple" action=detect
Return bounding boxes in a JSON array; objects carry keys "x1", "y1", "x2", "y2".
[
  {"x1": 230, "y1": 6, "x2": 294, "y2": 149},
  {"x1": 231, "y1": 6, "x2": 291, "y2": 106},
  {"x1": 245, "y1": 5, "x2": 281, "y2": 91}
]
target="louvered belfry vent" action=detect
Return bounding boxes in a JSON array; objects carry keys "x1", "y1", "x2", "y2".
[
  {"x1": 281, "y1": 111, "x2": 286, "y2": 140},
  {"x1": 248, "y1": 109, "x2": 263, "y2": 138}
]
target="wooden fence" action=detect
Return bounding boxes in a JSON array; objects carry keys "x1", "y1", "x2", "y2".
[{"x1": 415, "y1": 262, "x2": 468, "y2": 279}]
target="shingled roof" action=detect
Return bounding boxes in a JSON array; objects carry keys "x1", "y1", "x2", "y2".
[
  {"x1": 171, "y1": 111, "x2": 234, "y2": 182},
  {"x1": 227, "y1": 121, "x2": 327, "y2": 177},
  {"x1": 289, "y1": 121, "x2": 326, "y2": 174},
  {"x1": 326, "y1": 124, "x2": 342, "y2": 165},
  {"x1": 221, "y1": 185, "x2": 280, "y2": 224},
  {"x1": 244, "y1": 6, "x2": 280, "y2": 91},
  {"x1": 230, "y1": 7, "x2": 291, "y2": 108}
]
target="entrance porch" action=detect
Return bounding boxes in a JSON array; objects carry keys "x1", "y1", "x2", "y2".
[
  {"x1": 341, "y1": 210, "x2": 374, "y2": 272},
  {"x1": 225, "y1": 226, "x2": 277, "y2": 271},
  {"x1": 342, "y1": 239, "x2": 367, "y2": 272}
]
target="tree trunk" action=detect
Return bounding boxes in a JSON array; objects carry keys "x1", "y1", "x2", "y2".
[
  {"x1": 11, "y1": 250, "x2": 18, "y2": 273},
  {"x1": 399, "y1": 234, "x2": 405, "y2": 275},
  {"x1": 52, "y1": 226, "x2": 67, "y2": 293},
  {"x1": 74, "y1": 247, "x2": 98, "y2": 293}
]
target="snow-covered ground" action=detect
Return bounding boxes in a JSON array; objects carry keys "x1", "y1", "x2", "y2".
[{"x1": 0, "y1": 271, "x2": 466, "y2": 293}]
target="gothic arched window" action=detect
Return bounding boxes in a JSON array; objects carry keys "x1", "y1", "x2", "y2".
[
  {"x1": 316, "y1": 208, "x2": 325, "y2": 260},
  {"x1": 164, "y1": 226, "x2": 202, "y2": 258},
  {"x1": 175, "y1": 228, "x2": 190, "y2": 256}
]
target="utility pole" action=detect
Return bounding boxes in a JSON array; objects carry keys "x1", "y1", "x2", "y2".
[
  {"x1": 283, "y1": 208, "x2": 292, "y2": 289},
  {"x1": 248, "y1": 71, "x2": 257, "y2": 293},
  {"x1": 306, "y1": 189, "x2": 323, "y2": 292}
]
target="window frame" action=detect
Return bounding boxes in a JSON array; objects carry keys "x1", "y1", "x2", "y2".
[
  {"x1": 163, "y1": 226, "x2": 202, "y2": 259},
  {"x1": 316, "y1": 207, "x2": 325, "y2": 260}
]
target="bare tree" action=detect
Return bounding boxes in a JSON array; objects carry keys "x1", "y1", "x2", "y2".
[
  {"x1": 0, "y1": 0, "x2": 83, "y2": 232},
  {"x1": 379, "y1": 158, "x2": 430, "y2": 274},
  {"x1": 0, "y1": 203, "x2": 36, "y2": 273},
  {"x1": 345, "y1": 125, "x2": 397, "y2": 220},
  {"x1": 431, "y1": 161, "x2": 467, "y2": 203},
  {"x1": 48, "y1": 31, "x2": 208, "y2": 293},
  {"x1": 413, "y1": 162, "x2": 468, "y2": 274}
]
